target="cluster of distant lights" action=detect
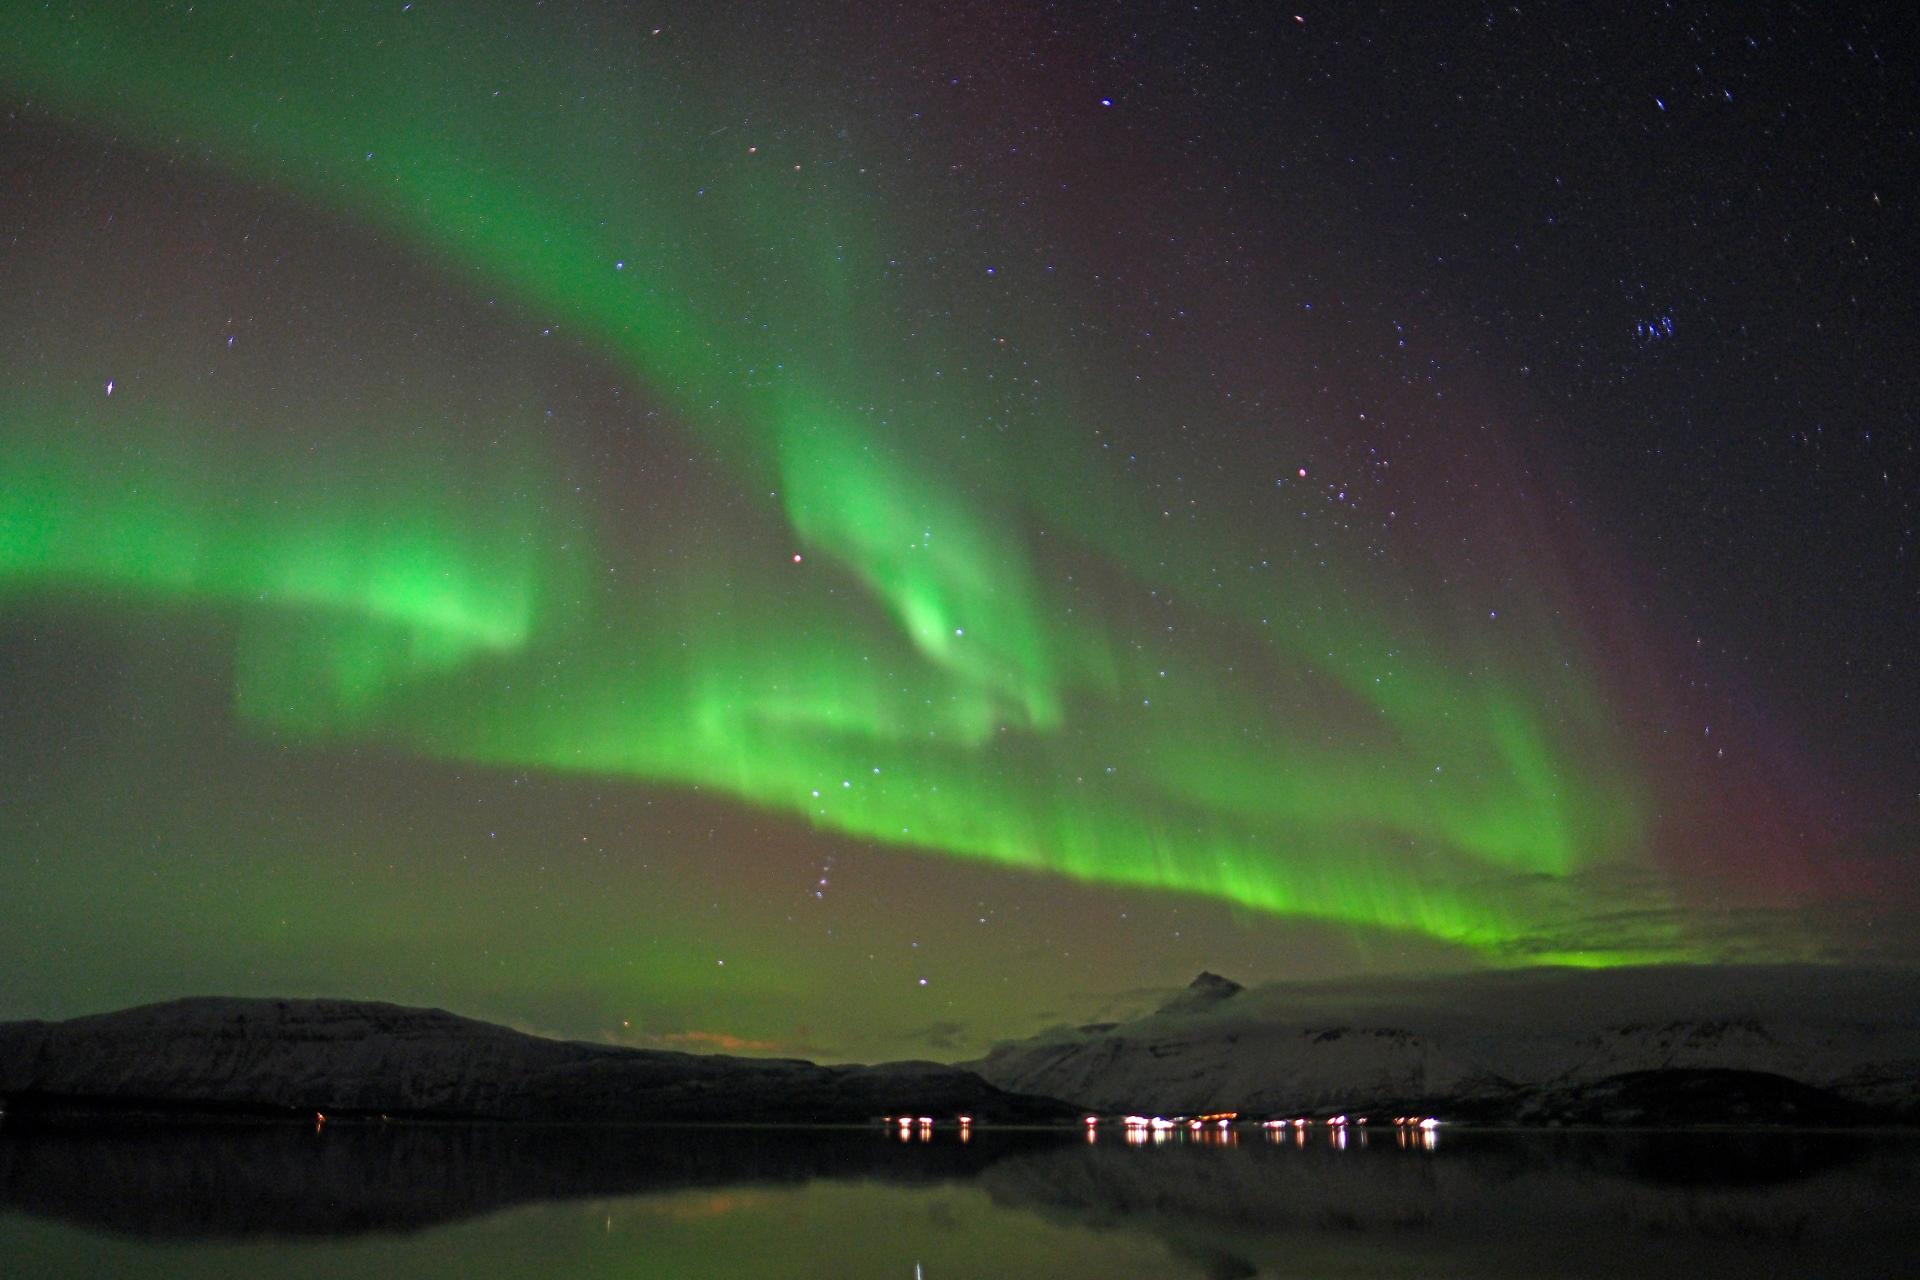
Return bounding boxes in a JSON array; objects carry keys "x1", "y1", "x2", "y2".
[
  {"x1": 888, "y1": 1113, "x2": 976, "y2": 1144},
  {"x1": 883, "y1": 1111, "x2": 1441, "y2": 1149},
  {"x1": 1110, "y1": 1112, "x2": 1438, "y2": 1135}
]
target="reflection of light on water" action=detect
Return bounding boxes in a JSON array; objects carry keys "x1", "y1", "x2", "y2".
[
  {"x1": 1389, "y1": 1116, "x2": 1442, "y2": 1151},
  {"x1": 600, "y1": 1189, "x2": 773, "y2": 1229},
  {"x1": 885, "y1": 1115, "x2": 943, "y2": 1144}
]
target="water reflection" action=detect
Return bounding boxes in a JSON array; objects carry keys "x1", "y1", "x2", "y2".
[
  {"x1": 1, "y1": 1121, "x2": 1916, "y2": 1278},
  {"x1": 1115, "y1": 1125, "x2": 1240, "y2": 1149},
  {"x1": 0, "y1": 1121, "x2": 1045, "y2": 1238}
]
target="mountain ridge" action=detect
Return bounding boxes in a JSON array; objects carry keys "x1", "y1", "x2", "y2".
[{"x1": 0, "y1": 995, "x2": 1075, "y2": 1124}]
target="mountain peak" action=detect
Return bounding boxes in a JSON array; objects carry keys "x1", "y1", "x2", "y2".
[{"x1": 1156, "y1": 972, "x2": 1244, "y2": 1017}]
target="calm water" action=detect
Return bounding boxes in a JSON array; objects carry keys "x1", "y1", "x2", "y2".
[{"x1": 3, "y1": 1121, "x2": 1918, "y2": 1278}]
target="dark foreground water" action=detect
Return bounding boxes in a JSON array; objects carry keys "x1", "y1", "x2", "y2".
[{"x1": 3, "y1": 1121, "x2": 1918, "y2": 1278}]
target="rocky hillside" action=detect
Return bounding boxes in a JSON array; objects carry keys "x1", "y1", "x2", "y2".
[
  {"x1": 969, "y1": 966, "x2": 1920, "y2": 1124},
  {"x1": 0, "y1": 997, "x2": 1074, "y2": 1124}
]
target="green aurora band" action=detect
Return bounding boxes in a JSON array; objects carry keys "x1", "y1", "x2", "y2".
[{"x1": 0, "y1": 2, "x2": 1676, "y2": 961}]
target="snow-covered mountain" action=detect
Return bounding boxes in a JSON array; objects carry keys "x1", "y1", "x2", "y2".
[
  {"x1": 0, "y1": 996, "x2": 1074, "y2": 1124},
  {"x1": 968, "y1": 967, "x2": 1920, "y2": 1122}
]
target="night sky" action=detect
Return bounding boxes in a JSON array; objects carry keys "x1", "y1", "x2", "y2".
[{"x1": 2, "y1": 2, "x2": 1914, "y2": 1062}]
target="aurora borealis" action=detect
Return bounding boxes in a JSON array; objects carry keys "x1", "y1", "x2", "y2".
[{"x1": 2, "y1": 2, "x2": 1913, "y2": 1060}]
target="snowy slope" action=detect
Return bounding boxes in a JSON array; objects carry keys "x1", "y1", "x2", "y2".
[{"x1": 969, "y1": 967, "x2": 1920, "y2": 1120}]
